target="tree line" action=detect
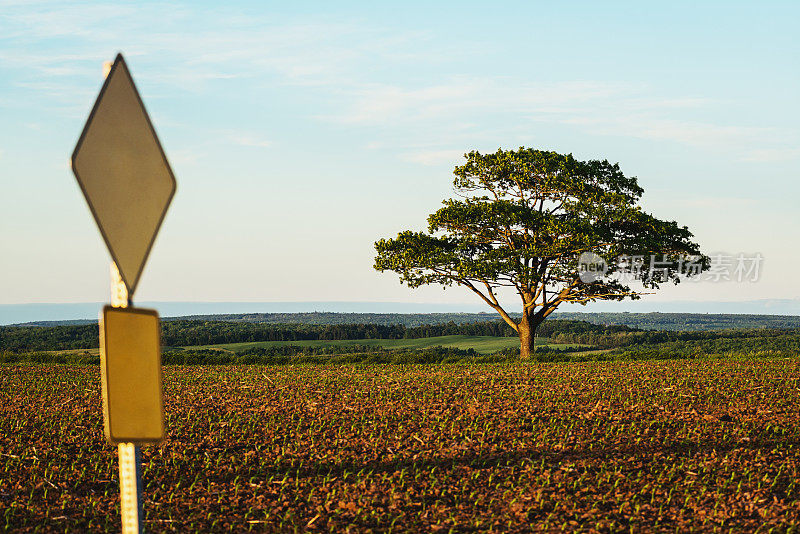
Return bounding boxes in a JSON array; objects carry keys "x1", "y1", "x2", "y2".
[
  {"x1": 554, "y1": 312, "x2": 800, "y2": 331},
  {"x1": 550, "y1": 327, "x2": 800, "y2": 349},
  {"x1": 0, "y1": 319, "x2": 634, "y2": 352}
]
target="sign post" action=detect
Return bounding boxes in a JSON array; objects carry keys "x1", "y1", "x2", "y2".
[
  {"x1": 71, "y1": 53, "x2": 176, "y2": 534},
  {"x1": 109, "y1": 264, "x2": 145, "y2": 534}
]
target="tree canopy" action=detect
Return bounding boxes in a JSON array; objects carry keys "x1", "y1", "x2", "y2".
[{"x1": 374, "y1": 148, "x2": 709, "y2": 358}]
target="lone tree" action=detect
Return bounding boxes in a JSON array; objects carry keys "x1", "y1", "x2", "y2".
[{"x1": 374, "y1": 148, "x2": 708, "y2": 359}]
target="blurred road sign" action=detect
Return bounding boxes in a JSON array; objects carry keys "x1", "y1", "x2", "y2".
[
  {"x1": 100, "y1": 306, "x2": 165, "y2": 444},
  {"x1": 72, "y1": 53, "x2": 176, "y2": 297}
]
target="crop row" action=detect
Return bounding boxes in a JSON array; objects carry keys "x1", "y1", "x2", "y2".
[{"x1": 1, "y1": 360, "x2": 800, "y2": 532}]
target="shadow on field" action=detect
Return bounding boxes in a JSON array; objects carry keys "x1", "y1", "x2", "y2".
[{"x1": 190, "y1": 434, "x2": 799, "y2": 482}]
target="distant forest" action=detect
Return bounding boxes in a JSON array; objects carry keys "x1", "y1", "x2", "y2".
[
  {"x1": 167, "y1": 311, "x2": 800, "y2": 331},
  {"x1": 0, "y1": 319, "x2": 633, "y2": 352},
  {"x1": 4, "y1": 311, "x2": 800, "y2": 353},
  {"x1": 553, "y1": 312, "x2": 800, "y2": 331},
  {"x1": 4, "y1": 311, "x2": 800, "y2": 364},
  {"x1": 13, "y1": 311, "x2": 800, "y2": 330}
]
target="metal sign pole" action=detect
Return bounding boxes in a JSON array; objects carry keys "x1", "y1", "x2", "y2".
[
  {"x1": 73, "y1": 54, "x2": 172, "y2": 534},
  {"x1": 101, "y1": 59, "x2": 144, "y2": 533},
  {"x1": 111, "y1": 263, "x2": 144, "y2": 534}
]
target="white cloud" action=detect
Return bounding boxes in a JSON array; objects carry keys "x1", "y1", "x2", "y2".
[
  {"x1": 325, "y1": 79, "x2": 639, "y2": 125},
  {"x1": 640, "y1": 120, "x2": 767, "y2": 146},
  {"x1": 565, "y1": 114, "x2": 766, "y2": 145},
  {"x1": 563, "y1": 114, "x2": 800, "y2": 161},
  {"x1": 323, "y1": 77, "x2": 797, "y2": 162},
  {"x1": 227, "y1": 134, "x2": 272, "y2": 148},
  {"x1": 682, "y1": 196, "x2": 757, "y2": 210},
  {"x1": 2, "y1": 1, "x2": 797, "y2": 165},
  {"x1": 402, "y1": 149, "x2": 465, "y2": 166},
  {"x1": 0, "y1": 2, "x2": 434, "y2": 93},
  {"x1": 741, "y1": 147, "x2": 800, "y2": 162},
  {"x1": 167, "y1": 148, "x2": 201, "y2": 167}
]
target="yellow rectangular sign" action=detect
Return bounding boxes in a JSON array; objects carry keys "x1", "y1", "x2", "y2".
[{"x1": 100, "y1": 306, "x2": 164, "y2": 444}]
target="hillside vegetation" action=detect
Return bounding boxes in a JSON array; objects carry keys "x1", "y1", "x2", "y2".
[
  {"x1": 0, "y1": 318, "x2": 629, "y2": 352},
  {"x1": 3, "y1": 314, "x2": 800, "y2": 365}
]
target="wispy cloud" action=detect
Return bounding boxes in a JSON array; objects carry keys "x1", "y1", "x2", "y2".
[
  {"x1": 327, "y1": 79, "x2": 797, "y2": 163},
  {"x1": 402, "y1": 149, "x2": 465, "y2": 166},
  {"x1": 562, "y1": 114, "x2": 799, "y2": 161},
  {"x1": 324, "y1": 79, "x2": 639, "y2": 125},
  {"x1": 741, "y1": 147, "x2": 800, "y2": 162},
  {"x1": 682, "y1": 196, "x2": 757, "y2": 210},
  {"x1": 1, "y1": 1, "x2": 797, "y2": 166},
  {"x1": 0, "y1": 3, "x2": 426, "y2": 91},
  {"x1": 166, "y1": 147, "x2": 201, "y2": 167},
  {"x1": 225, "y1": 133, "x2": 272, "y2": 148}
]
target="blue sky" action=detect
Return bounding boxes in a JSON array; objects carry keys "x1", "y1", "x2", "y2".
[{"x1": 0, "y1": 1, "x2": 798, "y2": 312}]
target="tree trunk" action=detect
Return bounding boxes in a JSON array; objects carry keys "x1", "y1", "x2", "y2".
[
  {"x1": 518, "y1": 310, "x2": 535, "y2": 360},
  {"x1": 518, "y1": 308, "x2": 545, "y2": 360}
]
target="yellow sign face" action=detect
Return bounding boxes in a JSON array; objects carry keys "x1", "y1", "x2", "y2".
[
  {"x1": 100, "y1": 306, "x2": 165, "y2": 444},
  {"x1": 72, "y1": 54, "x2": 176, "y2": 297}
]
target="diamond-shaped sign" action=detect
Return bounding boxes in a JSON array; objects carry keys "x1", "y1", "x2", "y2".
[{"x1": 72, "y1": 53, "x2": 176, "y2": 297}]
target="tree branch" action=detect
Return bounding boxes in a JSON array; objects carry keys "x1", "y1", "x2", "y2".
[{"x1": 460, "y1": 279, "x2": 519, "y2": 332}]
